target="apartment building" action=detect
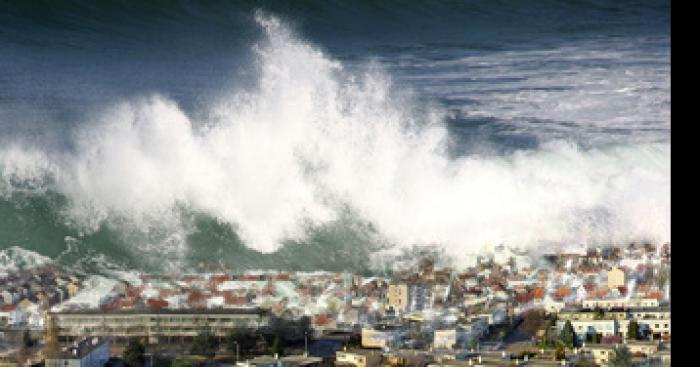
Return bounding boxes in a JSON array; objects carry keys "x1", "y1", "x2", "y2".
[{"x1": 49, "y1": 308, "x2": 271, "y2": 345}]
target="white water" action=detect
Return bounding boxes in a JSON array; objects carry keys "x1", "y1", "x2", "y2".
[{"x1": 0, "y1": 15, "x2": 670, "y2": 266}]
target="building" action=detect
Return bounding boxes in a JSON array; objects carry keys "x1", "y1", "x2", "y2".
[
  {"x1": 49, "y1": 308, "x2": 270, "y2": 345},
  {"x1": 556, "y1": 319, "x2": 618, "y2": 342},
  {"x1": 335, "y1": 349, "x2": 382, "y2": 367},
  {"x1": 0, "y1": 304, "x2": 26, "y2": 326},
  {"x1": 387, "y1": 284, "x2": 409, "y2": 312},
  {"x1": 607, "y1": 267, "x2": 625, "y2": 290},
  {"x1": 582, "y1": 344, "x2": 616, "y2": 365},
  {"x1": 361, "y1": 327, "x2": 400, "y2": 349},
  {"x1": 625, "y1": 340, "x2": 659, "y2": 356},
  {"x1": 407, "y1": 284, "x2": 432, "y2": 312},
  {"x1": 628, "y1": 307, "x2": 671, "y2": 339},
  {"x1": 433, "y1": 329, "x2": 457, "y2": 350},
  {"x1": 45, "y1": 337, "x2": 110, "y2": 367},
  {"x1": 582, "y1": 298, "x2": 658, "y2": 310},
  {"x1": 235, "y1": 355, "x2": 322, "y2": 367}
]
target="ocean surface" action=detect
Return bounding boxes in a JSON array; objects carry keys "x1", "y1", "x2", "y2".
[{"x1": 0, "y1": 0, "x2": 670, "y2": 275}]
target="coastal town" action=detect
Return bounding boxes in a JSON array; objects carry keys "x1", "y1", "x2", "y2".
[{"x1": 0, "y1": 243, "x2": 671, "y2": 367}]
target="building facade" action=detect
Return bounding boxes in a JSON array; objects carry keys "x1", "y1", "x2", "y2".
[
  {"x1": 50, "y1": 308, "x2": 270, "y2": 345},
  {"x1": 45, "y1": 337, "x2": 110, "y2": 367}
]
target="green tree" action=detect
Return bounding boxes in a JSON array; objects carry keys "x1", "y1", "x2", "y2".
[
  {"x1": 123, "y1": 337, "x2": 146, "y2": 367},
  {"x1": 559, "y1": 320, "x2": 577, "y2": 348},
  {"x1": 190, "y1": 331, "x2": 218, "y2": 357},
  {"x1": 627, "y1": 320, "x2": 640, "y2": 340},
  {"x1": 270, "y1": 335, "x2": 284, "y2": 356},
  {"x1": 22, "y1": 330, "x2": 34, "y2": 348},
  {"x1": 656, "y1": 268, "x2": 669, "y2": 289},
  {"x1": 609, "y1": 345, "x2": 632, "y2": 367},
  {"x1": 554, "y1": 343, "x2": 565, "y2": 361},
  {"x1": 593, "y1": 306, "x2": 605, "y2": 320},
  {"x1": 468, "y1": 338, "x2": 478, "y2": 351}
]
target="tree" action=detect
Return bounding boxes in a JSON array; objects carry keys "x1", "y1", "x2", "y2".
[
  {"x1": 554, "y1": 343, "x2": 565, "y2": 361},
  {"x1": 593, "y1": 306, "x2": 605, "y2": 320},
  {"x1": 521, "y1": 308, "x2": 547, "y2": 336},
  {"x1": 656, "y1": 268, "x2": 669, "y2": 289},
  {"x1": 123, "y1": 337, "x2": 146, "y2": 367},
  {"x1": 44, "y1": 314, "x2": 60, "y2": 359},
  {"x1": 559, "y1": 320, "x2": 577, "y2": 348},
  {"x1": 468, "y1": 338, "x2": 478, "y2": 351},
  {"x1": 270, "y1": 335, "x2": 284, "y2": 356},
  {"x1": 609, "y1": 345, "x2": 632, "y2": 367},
  {"x1": 22, "y1": 330, "x2": 34, "y2": 348},
  {"x1": 627, "y1": 320, "x2": 640, "y2": 340},
  {"x1": 191, "y1": 331, "x2": 218, "y2": 357},
  {"x1": 226, "y1": 331, "x2": 259, "y2": 357}
]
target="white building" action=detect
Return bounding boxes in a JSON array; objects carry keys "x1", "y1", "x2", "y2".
[
  {"x1": 45, "y1": 337, "x2": 110, "y2": 367},
  {"x1": 556, "y1": 319, "x2": 618, "y2": 342},
  {"x1": 433, "y1": 329, "x2": 457, "y2": 350}
]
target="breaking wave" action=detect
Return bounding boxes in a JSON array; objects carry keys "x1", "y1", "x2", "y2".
[{"x1": 0, "y1": 13, "x2": 670, "y2": 270}]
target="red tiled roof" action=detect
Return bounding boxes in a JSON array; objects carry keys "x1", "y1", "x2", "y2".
[
  {"x1": 126, "y1": 287, "x2": 142, "y2": 298},
  {"x1": 313, "y1": 314, "x2": 334, "y2": 326},
  {"x1": 187, "y1": 291, "x2": 208, "y2": 304},
  {"x1": 1, "y1": 304, "x2": 17, "y2": 311},
  {"x1": 147, "y1": 298, "x2": 169, "y2": 309},
  {"x1": 159, "y1": 289, "x2": 178, "y2": 298},
  {"x1": 224, "y1": 294, "x2": 248, "y2": 305},
  {"x1": 210, "y1": 274, "x2": 229, "y2": 283}
]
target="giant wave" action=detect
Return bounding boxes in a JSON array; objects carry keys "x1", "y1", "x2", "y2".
[{"x1": 0, "y1": 11, "x2": 670, "y2": 273}]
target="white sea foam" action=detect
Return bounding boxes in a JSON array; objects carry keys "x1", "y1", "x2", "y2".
[
  {"x1": 0, "y1": 14, "x2": 670, "y2": 266},
  {"x1": 0, "y1": 246, "x2": 53, "y2": 276}
]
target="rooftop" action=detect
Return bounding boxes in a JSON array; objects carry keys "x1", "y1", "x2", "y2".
[{"x1": 51, "y1": 337, "x2": 108, "y2": 359}]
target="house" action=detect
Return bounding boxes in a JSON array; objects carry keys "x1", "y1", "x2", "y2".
[
  {"x1": 45, "y1": 337, "x2": 110, "y2": 367},
  {"x1": 0, "y1": 304, "x2": 24, "y2": 326},
  {"x1": 556, "y1": 319, "x2": 618, "y2": 342},
  {"x1": 335, "y1": 349, "x2": 382, "y2": 367},
  {"x1": 582, "y1": 298, "x2": 658, "y2": 310},
  {"x1": 625, "y1": 340, "x2": 659, "y2": 356},
  {"x1": 235, "y1": 354, "x2": 322, "y2": 367},
  {"x1": 627, "y1": 307, "x2": 671, "y2": 339},
  {"x1": 582, "y1": 343, "x2": 616, "y2": 365},
  {"x1": 608, "y1": 267, "x2": 625, "y2": 289},
  {"x1": 387, "y1": 284, "x2": 408, "y2": 312},
  {"x1": 361, "y1": 327, "x2": 401, "y2": 349},
  {"x1": 433, "y1": 329, "x2": 457, "y2": 350}
]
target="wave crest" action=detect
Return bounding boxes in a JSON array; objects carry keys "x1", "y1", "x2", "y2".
[{"x1": 0, "y1": 15, "x2": 670, "y2": 266}]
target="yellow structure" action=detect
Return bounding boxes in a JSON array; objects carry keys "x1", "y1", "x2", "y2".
[
  {"x1": 361, "y1": 328, "x2": 396, "y2": 349},
  {"x1": 335, "y1": 349, "x2": 382, "y2": 367},
  {"x1": 607, "y1": 267, "x2": 625, "y2": 290},
  {"x1": 387, "y1": 284, "x2": 409, "y2": 312},
  {"x1": 583, "y1": 344, "x2": 616, "y2": 365},
  {"x1": 433, "y1": 329, "x2": 457, "y2": 350}
]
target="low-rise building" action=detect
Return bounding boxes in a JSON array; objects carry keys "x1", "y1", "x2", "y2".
[
  {"x1": 582, "y1": 343, "x2": 616, "y2": 365},
  {"x1": 236, "y1": 354, "x2": 322, "y2": 367},
  {"x1": 50, "y1": 308, "x2": 270, "y2": 345},
  {"x1": 607, "y1": 267, "x2": 625, "y2": 290},
  {"x1": 625, "y1": 340, "x2": 659, "y2": 356},
  {"x1": 361, "y1": 327, "x2": 401, "y2": 349},
  {"x1": 556, "y1": 319, "x2": 618, "y2": 342},
  {"x1": 433, "y1": 329, "x2": 456, "y2": 350},
  {"x1": 387, "y1": 284, "x2": 409, "y2": 312},
  {"x1": 45, "y1": 337, "x2": 110, "y2": 367},
  {"x1": 582, "y1": 298, "x2": 658, "y2": 310},
  {"x1": 335, "y1": 349, "x2": 382, "y2": 367}
]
